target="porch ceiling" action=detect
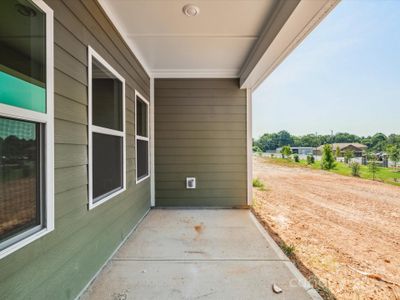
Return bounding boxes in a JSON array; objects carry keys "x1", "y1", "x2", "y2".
[
  {"x1": 98, "y1": 0, "x2": 277, "y2": 77},
  {"x1": 98, "y1": 0, "x2": 339, "y2": 89}
]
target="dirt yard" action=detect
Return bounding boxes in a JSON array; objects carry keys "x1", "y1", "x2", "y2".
[{"x1": 252, "y1": 156, "x2": 400, "y2": 300}]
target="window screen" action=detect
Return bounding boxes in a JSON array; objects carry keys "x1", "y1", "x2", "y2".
[
  {"x1": 135, "y1": 94, "x2": 149, "y2": 182},
  {"x1": 92, "y1": 133, "x2": 123, "y2": 201},
  {"x1": 89, "y1": 48, "x2": 125, "y2": 206},
  {"x1": 0, "y1": 117, "x2": 42, "y2": 244},
  {"x1": 137, "y1": 139, "x2": 148, "y2": 180}
]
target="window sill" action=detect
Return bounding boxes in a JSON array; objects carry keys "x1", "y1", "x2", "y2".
[
  {"x1": 136, "y1": 174, "x2": 150, "y2": 184},
  {"x1": 0, "y1": 226, "x2": 53, "y2": 260},
  {"x1": 88, "y1": 187, "x2": 126, "y2": 210}
]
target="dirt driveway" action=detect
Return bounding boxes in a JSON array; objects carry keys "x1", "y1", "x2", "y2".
[{"x1": 252, "y1": 156, "x2": 400, "y2": 300}]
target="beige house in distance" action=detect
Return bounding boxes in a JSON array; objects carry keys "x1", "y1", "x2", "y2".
[{"x1": 316, "y1": 143, "x2": 368, "y2": 157}]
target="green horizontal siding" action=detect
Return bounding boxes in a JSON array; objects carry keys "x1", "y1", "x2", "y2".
[
  {"x1": 155, "y1": 78, "x2": 248, "y2": 207},
  {"x1": 0, "y1": 0, "x2": 150, "y2": 299}
]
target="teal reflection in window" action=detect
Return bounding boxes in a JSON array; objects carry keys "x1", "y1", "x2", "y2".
[
  {"x1": 0, "y1": 0, "x2": 46, "y2": 113},
  {"x1": 0, "y1": 71, "x2": 45, "y2": 113}
]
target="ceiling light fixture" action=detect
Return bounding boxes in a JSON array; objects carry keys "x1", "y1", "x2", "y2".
[{"x1": 182, "y1": 4, "x2": 200, "y2": 17}]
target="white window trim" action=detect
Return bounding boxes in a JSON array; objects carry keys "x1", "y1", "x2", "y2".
[
  {"x1": 0, "y1": 0, "x2": 54, "y2": 260},
  {"x1": 135, "y1": 90, "x2": 150, "y2": 184},
  {"x1": 88, "y1": 46, "x2": 126, "y2": 210}
]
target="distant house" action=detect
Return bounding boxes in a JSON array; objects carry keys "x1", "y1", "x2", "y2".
[
  {"x1": 276, "y1": 146, "x2": 315, "y2": 155},
  {"x1": 316, "y1": 143, "x2": 368, "y2": 157}
]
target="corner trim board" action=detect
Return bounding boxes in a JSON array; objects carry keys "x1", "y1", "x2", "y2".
[
  {"x1": 150, "y1": 77, "x2": 155, "y2": 206},
  {"x1": 246, "y1": 88, "x2": 253, "y2": 206}
]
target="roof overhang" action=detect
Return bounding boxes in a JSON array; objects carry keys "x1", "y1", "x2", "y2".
[
  {"x1": 98, "y1": 0, "x2": 339, "y2": 90},
  {"x1": 240, "y1": 0, "x2": 339, "y2": 89}
]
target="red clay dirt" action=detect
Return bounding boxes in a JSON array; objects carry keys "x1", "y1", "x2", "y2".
[{"x1": 252, "y1": 156, "x2": 400, "y2": 300}]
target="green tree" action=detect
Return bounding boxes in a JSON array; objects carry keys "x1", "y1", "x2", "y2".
[
  {"x1": 321, "y1": 144, "x2": 336, "y2": 170},
  {"x1": 344, "y1": 149, "x2": 354, "y2": 164},
  {"x1": 254, "y1": 131, "x2": 396, "y2": 153},
  {"x1": 252, "y1": 145, "x2": 263, "y2": 157},
  {"x1": 277, "y1": 131, "x2": 294, "y2": 147},
  {"x1": 350, "y1": 162, "x2": 361, "y2": 177},
  {"x1": 280, "y1": 145, "x2": 292, "y2": 159},
  {"x1": 368, "y1": 159, "x2": 380, "y2": 180},
  {"x1": 334, "y1": 132, "x2": 361, "y2": 143},
  {"x1": 255, "y1": 133, "x2": 278, "y2": 151},
  {"x1": 252, "y1": 145, "x2": 262, "y2": 153},
  {"x1": 335, "y1": 146, "x2": 341, "y2": 158},
  {"x1": 387, "y1": 134, "x2": 400, "y2": 147},
  {"x1": 386, "y1": 144, "x2": 400, "y2": 169},
  {"x1": 371, "y1": 133, "x2": 387, "y2": 152},
  {"x1": 365, "y1": 150, "x2": 379, "y2": 180}
]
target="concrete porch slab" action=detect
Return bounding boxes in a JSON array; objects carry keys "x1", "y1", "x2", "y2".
[{"x1": 81, "y1": 209, "x2": 321, "y2": 300}]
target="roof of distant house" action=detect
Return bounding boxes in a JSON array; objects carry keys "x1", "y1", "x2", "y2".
[
  {"x1": 276, "y1": 146, "x2": 315, "y2": 151},
  {"x1": 317, "y1": 143, "x2": 368, "y2": 151}
]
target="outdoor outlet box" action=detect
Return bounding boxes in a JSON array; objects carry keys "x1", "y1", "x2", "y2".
[{"x1": 186, "y1": 177, "x2": 196, "y2": 189}]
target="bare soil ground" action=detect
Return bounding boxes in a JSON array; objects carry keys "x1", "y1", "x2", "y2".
[
  {"x1": 252, "y1": 156, "x2": 400, "y2": 300},
  {"x1": 0, "y1": 177, "x2": 37, "y2": 235}
]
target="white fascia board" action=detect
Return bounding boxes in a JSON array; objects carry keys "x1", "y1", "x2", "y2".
[
  {"x1": 240, "y1": 0, "x2": 340, "y2": 90},
  {"x1": 97, "y1": 0, "x2": 151, "y2": 76}
]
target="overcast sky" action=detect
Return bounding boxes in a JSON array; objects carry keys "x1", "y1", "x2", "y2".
[{"x1": 252, "y1": 0, "x2": 400, "y2": 139}]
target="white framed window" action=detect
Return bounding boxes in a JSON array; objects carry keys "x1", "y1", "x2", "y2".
[
  {"x1": 0, "y1": 0, "x2": 54, "y2": 259},
  {"x1": 135, "y1": 91, "x2": 150, "y2": 183},
  {"x1": 88, "y1": 47, "x2": 126, "y2": 209}
]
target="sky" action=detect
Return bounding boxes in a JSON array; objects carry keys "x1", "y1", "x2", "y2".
[{"x1": 253, "y1": 0, "x2": 400, "y2": 139}]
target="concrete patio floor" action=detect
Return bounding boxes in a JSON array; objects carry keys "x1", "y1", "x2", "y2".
[{"x1": 81, "y1": 209, "x2": 321, "y2": 300}]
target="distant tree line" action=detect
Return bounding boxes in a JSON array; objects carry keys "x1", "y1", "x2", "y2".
[
  {"x1": 0, "y1": 136, "x2": 37, "y2": 164},
  {"x1": 253, "y1": 130, "x2": 400, "y2": 152}
]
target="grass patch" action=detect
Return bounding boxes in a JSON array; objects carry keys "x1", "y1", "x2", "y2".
[
  {"x1": 252, "y1": 177, "x2": 266, "y2": 191},
  {"x1": 262, "y1": 157, "x2": 400, "y2": 186},
  {"x1": 281, "y1": 242, "x2": 296, "y2": 258}
]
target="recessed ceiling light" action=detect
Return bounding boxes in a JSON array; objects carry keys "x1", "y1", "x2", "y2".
[{"x1": 182, "y1": 4, "x2": 200, "y2": 17}]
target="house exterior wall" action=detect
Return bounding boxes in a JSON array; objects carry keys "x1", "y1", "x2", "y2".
[
  {"x1": 155, "y1": 78, "x2": 248, "y2": 207},
  {"x1": 340, "y1": 145, "x2": 364, "y2": 157},
  {"x1": 0, "y1": 0, "x2": 151, "y2": 299}
]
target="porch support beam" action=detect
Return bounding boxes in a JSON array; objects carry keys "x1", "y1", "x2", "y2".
[
  {"x1": 150, "y1": 77, "x2": 155, "y2": 207},
  {"x1": 246, "y1": 88, "x2": 253, "y2": 206}
]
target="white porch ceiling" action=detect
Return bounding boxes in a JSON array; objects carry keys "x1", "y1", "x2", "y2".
[{"x1": 98, "y1": 0, "x2": 279, "y2": 78}]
